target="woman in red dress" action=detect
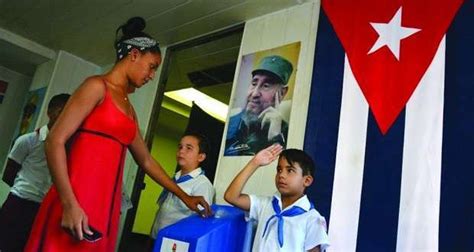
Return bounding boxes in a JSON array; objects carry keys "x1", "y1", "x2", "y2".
[{"x1": 25, "y1": 17, "x2": 210, "y2": 252}]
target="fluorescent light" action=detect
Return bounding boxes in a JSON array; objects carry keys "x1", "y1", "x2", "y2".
[{"x1": 164, "y1": 88, "x2": 228, "y2": 121}]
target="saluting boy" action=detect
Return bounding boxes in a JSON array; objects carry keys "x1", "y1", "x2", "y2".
[{"x1": 225, "y1": 145, "x2": 329, "y2": 252}]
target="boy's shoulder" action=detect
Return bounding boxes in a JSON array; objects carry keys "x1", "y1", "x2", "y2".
[
  {"x1": 11, "y1": 130, "x2": 40, "y2": 150},
  {"x1": 248, "y1": 194, "x2": 273, "y2": 203},
  {"x1": 185, "y1": 168, "x2": 213, "y2": 190},
  {"x1": 194, "y1": 174, "x2": 212, "y2": 184},
  {"x1": 17, "y1": 130, "x2": 39, "y2": 143},
  {"x1": 193, "y1": 173, "x2": 213, "y2": 188},
  {"x1": 251, "y1": 194, "x2": 321, "y2": 214},
  {"x1": 304, "y1": 207, "x2": 328, "y2": 234},
  {"x1": 248, "y1": 194, "x2": 274, "y2": 212}
]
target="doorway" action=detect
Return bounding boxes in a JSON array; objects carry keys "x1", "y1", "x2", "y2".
[{"x1": 119, "y1": 24, "x2": 244, "y2": 251}]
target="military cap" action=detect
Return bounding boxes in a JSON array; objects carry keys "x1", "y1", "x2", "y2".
[{"x1": 252, "y1": 55, "x2": 293, "y2": 85}]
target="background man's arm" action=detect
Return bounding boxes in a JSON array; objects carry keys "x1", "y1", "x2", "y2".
[{"x1": 2, "y1": 159, "x2": 21, "y2": 187}]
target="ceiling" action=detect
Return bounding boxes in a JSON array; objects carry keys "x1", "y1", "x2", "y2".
[
  {"x1": 0, "y1": 0, "x2": 310, "y2": 131},
  {"x1": 0, "y1": 0, "x2": 309, "y2": 70},
  {"x1": 0, "y1": 35, "x2": 52, "y2": 76}
]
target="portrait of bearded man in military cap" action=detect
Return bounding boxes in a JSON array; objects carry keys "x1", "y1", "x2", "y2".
[{"x1": 225, "y1": 43, "x2": 299, "y2": 156}]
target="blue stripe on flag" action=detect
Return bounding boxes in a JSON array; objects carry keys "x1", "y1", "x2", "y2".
[
  {"x1": 356, "y1": 111, "x2": 405, "y2": 251},
  {"x1": 441, "y1": 0, "x2": 474, "y2": 251},
  {"x1": 304, "y1": 9, "x2": 345, "y2": 220}
]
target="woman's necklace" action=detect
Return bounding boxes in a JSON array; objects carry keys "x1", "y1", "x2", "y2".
[
  {"x1": 104, "y1": 78, "x2": 129, "y2": 101},
  {"x1": 121, "y1": 88, "x2": 129, "y2": 101}
]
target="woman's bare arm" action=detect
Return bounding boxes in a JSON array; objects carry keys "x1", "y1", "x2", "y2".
[{"x1": 45, "y1": 76, "x2": 105, "y2": 240}]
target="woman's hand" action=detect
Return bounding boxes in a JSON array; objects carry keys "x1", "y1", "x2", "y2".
[
  {"x1": 182, "y1": 195, "x2": 212, "y2": 217},
  {"x1": 61, "y1": 203, "x2": 93, "y2": 240}
]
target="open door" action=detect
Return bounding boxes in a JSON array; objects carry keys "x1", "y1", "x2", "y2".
[{"x1": 183, "y1": 102, "x2": 224, "y2": 183}]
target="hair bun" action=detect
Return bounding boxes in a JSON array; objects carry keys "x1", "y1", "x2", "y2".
[{"x1": 122, "y1": 17, "x2": 146, "y2": 37}]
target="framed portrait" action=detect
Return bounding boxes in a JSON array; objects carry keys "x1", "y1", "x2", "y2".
[
  {"x1": 224, "y1": 42, "x2": 301, "y2": 156},
  {"x1": 14, "y1": 87, "x2": 47, "y2": 138}
]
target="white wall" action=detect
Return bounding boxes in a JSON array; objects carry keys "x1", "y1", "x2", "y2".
[
  {"x1": 29, "y1": 60, "x2": 55, "y2": 91},
  {"x1": 0, "y1": 65, "x2": 32, "y2": 203},
  {"x1": 36, "y1": 51, "x2": 101, "y2": 128},
  {"x1": 213, "y1": 1, "x2": 321, "y2": 204}
]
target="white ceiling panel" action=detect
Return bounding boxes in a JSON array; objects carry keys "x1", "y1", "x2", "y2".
[{"x1": 0, "y1": 0, "x2": 310, "y2": 65}]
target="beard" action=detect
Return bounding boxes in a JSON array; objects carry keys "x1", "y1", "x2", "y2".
[{"x1": 242, "y1": 108, "x2": 260, "y2": 127}]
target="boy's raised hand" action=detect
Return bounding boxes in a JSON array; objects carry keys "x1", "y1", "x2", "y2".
[
  {"x1": 252, "y1": 144, "x2": 283, "y2": 167},
  {"x1": 225, "y1": 144, "x2": 283, "y2": 211}
]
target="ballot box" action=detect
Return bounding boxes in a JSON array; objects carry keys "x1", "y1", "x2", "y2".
[{"x1": 154, "y1": 204, "x2": 247, "y2": 252}]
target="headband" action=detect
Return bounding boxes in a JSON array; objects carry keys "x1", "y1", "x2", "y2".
[{"x1": 116, "y1": 37, "x2": 160, "y2": 60}]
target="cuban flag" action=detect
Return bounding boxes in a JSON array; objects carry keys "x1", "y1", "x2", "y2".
[{"x1": 304, "y1": 0, "x2": 473, "y2": 251}]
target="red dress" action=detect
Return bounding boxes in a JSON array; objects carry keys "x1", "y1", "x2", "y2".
[{"x1": 25, "y1": 86, "x2": 137, "y2": 251}]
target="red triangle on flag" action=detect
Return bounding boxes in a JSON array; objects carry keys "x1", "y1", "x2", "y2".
[{"x1": 322, "y1": 0, "x2": 464, "y2": 134}]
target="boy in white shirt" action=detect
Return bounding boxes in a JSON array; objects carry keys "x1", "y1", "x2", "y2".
[
  {"x1": 150, "y1": 132, "x2": 215, "y2": 239},
  {"x1": 225, "y1": 145, "x2": 329, "y2": 252}
]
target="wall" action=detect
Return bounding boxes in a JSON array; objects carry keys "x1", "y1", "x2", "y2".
[
  {"x1": 36, "y1": 51, "x2": 101, "y2": 127},
  {"x1": 0, "y1": 65, "x2": 32, "y2": 203},
  {"x1": 29, "y1": 60, "x2": 55, "y2": 92},
  {"x1": 213, "y1": 1, "x2": 321, "y2": 203}
]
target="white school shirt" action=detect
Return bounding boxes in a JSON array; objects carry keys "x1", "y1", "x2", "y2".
[
  {"x1": 150, "y1": 167, "x2": 215, "y2": 238},
  {"x1": 8, "y1": 125, "x2": 52, "y2": 203},
  {"x1": 249, "y1": 193, "x2": 330, "y2": 252}
]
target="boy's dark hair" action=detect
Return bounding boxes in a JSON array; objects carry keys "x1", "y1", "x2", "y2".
[
  {"x1": 47, "y1": 93, "x2": 70, "y2": 112},
  {"x1": 183, "y1": 132, "x2": 210, "y2": 155},
  {"x1": 279, "y1": 149, "x2": 315, "y2": 177}
]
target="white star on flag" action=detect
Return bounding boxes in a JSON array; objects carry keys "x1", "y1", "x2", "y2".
[{"x1": 368, "y1": 7, "x2": 421, "y2": 60}]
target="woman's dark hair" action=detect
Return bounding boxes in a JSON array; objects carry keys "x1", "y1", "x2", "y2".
[{"x1": 114, "y1": 17, "x2": 161, "y2": 55}]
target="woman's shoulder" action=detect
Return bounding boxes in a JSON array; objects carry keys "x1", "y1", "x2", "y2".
[
  {"x1": 69, "y1": 75, "x2": 107, "y2": 105},
  {"x1": 77, "y1": 76, "x2": 106, "y2": 94},
  {"x1": 82, "y1": 75, "x2": 106, "y2": 88}
]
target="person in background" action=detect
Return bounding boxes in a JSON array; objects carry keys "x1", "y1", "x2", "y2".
[
  {"x1": 150, "y1": 132, "x2": 215, "y2": 239},
  {"x1": 0, "y1": 93, "x2": 70, "y2": 252}
]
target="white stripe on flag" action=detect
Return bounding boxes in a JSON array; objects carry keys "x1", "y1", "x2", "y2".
[
  {"x1": 396, "y1": 37, "x2": 445, "y2": 251},
  {"x1": 328, "y1": 56, "x2": 368, "y2": 252}
]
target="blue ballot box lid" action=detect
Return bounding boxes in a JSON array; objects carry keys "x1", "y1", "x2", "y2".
[{"x1": 154, "y1": 204, "x2": 247, "y2": 252}]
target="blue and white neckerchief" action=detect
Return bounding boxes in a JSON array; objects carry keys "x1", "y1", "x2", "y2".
[
  {"x1": 157, "y1": 170, "x2": 204, "y2": 205},
  {"x1": 116, "y1": 37, "x2": 159, "y2": 61},
  {"x1": 261, "y1": 196, "x2": 314, "y2": 247}
]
